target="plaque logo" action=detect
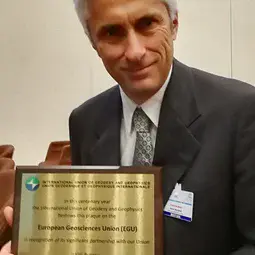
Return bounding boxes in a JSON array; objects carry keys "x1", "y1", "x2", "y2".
[{"x1": 25, "y1": 177, "x2": 40, "y2": 191}]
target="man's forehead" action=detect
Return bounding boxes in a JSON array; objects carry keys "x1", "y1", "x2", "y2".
[
  {"x1": 87, "y1": 0, "x2": 166, "y2": 20},
  {"x1": 88, "y1": 0, "x2": 164, "y2": 11},
  {"x1": 86, "y1": 0, "x2": 170, "y2": 35}
]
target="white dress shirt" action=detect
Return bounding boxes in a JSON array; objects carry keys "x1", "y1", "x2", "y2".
[{"x1": 120, "y1": 67, "x2": 173, "y2": 166}]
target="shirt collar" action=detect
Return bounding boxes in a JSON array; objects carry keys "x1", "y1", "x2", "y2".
[{"x1": 120, "y1": 65, "x2": 172, "y2": 134}]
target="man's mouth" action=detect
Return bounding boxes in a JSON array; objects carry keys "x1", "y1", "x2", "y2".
[
  {"x1": 122, "y1": 62, "x2": 156, "y2": 80},
  {"x1": 125, "y1": 62, "x2": 155, "y2": 73}
]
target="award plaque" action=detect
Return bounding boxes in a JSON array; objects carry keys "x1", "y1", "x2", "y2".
[{"x1": 12, "y1": 166, "x2": 163, "y2": 255}]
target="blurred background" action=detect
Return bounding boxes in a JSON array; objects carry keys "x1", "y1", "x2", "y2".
[{"x1": 0, "y1": 0, "x2": 254, "y2": 165}]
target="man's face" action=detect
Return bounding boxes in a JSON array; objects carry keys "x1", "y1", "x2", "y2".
[{"x1": 87, "y1": 0, "x2": 178, "y2": 104}]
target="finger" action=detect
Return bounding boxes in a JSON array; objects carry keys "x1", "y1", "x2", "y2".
[
  {"x1": 0, "y1": 241, "x2": 13, "y2": 254},
  {"x1": 4, "y1": 206, "x2": 13, "y2": 227}
]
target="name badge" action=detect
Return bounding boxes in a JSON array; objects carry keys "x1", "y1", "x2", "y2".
[{"x1": 164, "y1": 183, "x2": 194, "y2": 222}]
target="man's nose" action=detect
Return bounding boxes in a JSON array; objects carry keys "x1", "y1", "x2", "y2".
[{"x1": 124, "y1": 31, "x2": 146, "y2": 62}]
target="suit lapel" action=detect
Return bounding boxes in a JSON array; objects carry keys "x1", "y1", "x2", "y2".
[
  {"x1": 153, "y1": 60, "x2": 201, "y2": 204},
  {"x1": 90, "y1": 87, "x2": 122, "y2": 166}
]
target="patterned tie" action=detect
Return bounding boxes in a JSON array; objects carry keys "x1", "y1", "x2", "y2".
[{"x1": 132, "y1": 107, "x2": 153, "y2": 166}]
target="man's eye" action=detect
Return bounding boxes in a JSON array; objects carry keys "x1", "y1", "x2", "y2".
[
  {"x1": 136, "y1": 17, "x2": 156, "y2": 30},
  {"x1": 107, "y1": 27, "x2": 118, "y2": 36},
  {"x1": 98, "y1": 25, "x2": 125, "y2": 42},
  {"x1": 105, "y1": 26, "x2": 124, "y2": 37},
  {"x1": 143, "y1": 18, "x2": 153, "y2": 26}
]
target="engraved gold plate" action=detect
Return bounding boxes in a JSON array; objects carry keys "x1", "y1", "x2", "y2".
[{"x1": 12, "y1": 167, "x2": 163, "y2": 255}]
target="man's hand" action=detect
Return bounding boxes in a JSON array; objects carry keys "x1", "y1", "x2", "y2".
[
  {"x1": 0, "y1": 242, "x2": 12, "y2": 255},
  {"x1": 0, "y1": 207, "x2": 13, "y2": 255},
  {"x1": 4, "y1": 207, "x2": 13, "y2": 228}
]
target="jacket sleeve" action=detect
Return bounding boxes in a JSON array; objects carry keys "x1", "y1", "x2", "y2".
[
  {"x1": 69, "y1": 109, "x2": 82, "y2": 165},
  {"x1": 231, "y1": 94, "x2": 255, "y2": 254}
]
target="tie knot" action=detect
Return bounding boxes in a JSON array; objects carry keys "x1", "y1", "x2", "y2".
[{"x1": 132, "y1": 108, "x2": 151, "y2": 133}]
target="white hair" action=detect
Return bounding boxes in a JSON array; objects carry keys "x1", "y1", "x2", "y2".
[{"x1": 73, "y1": 0, "x2": 178, "y2": 37}]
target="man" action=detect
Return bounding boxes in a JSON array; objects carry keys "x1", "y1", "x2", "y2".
[
  {"x1": 69, "y1": 0, "x2": 255, "y2": 254},
  {"x1": 1, "y1": 0, "x2": 255, "y2": 254}
]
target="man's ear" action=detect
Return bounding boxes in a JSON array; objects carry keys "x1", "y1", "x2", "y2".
[
  {"x1": 172, "y1": 12, "x2": 179, "y2": 41},
  {"x1": 86, "y1": 22, "x2": 100, "y2": 56},
  {"x1": 89, "y1": 36, "x2": 100, "y2": 57},
  {"x1": 92, "y1": 42, "x2": 97, "y2": 51},
  {"x1": 92, "y1": 43, "x2": 102, "y2": 58}
]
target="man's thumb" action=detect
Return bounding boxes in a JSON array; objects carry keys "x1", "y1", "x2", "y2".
[
  {"x1": 0, "y1": 241, "x2": 13, "y2": 254},
  {"x1": 4, "y1": 206, "x2": 13, "y2": 227}
]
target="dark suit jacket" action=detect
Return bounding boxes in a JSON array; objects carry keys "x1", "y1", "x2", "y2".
[{"x1": 69, "y1": 59, "x2": 255, "y2": 254}]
